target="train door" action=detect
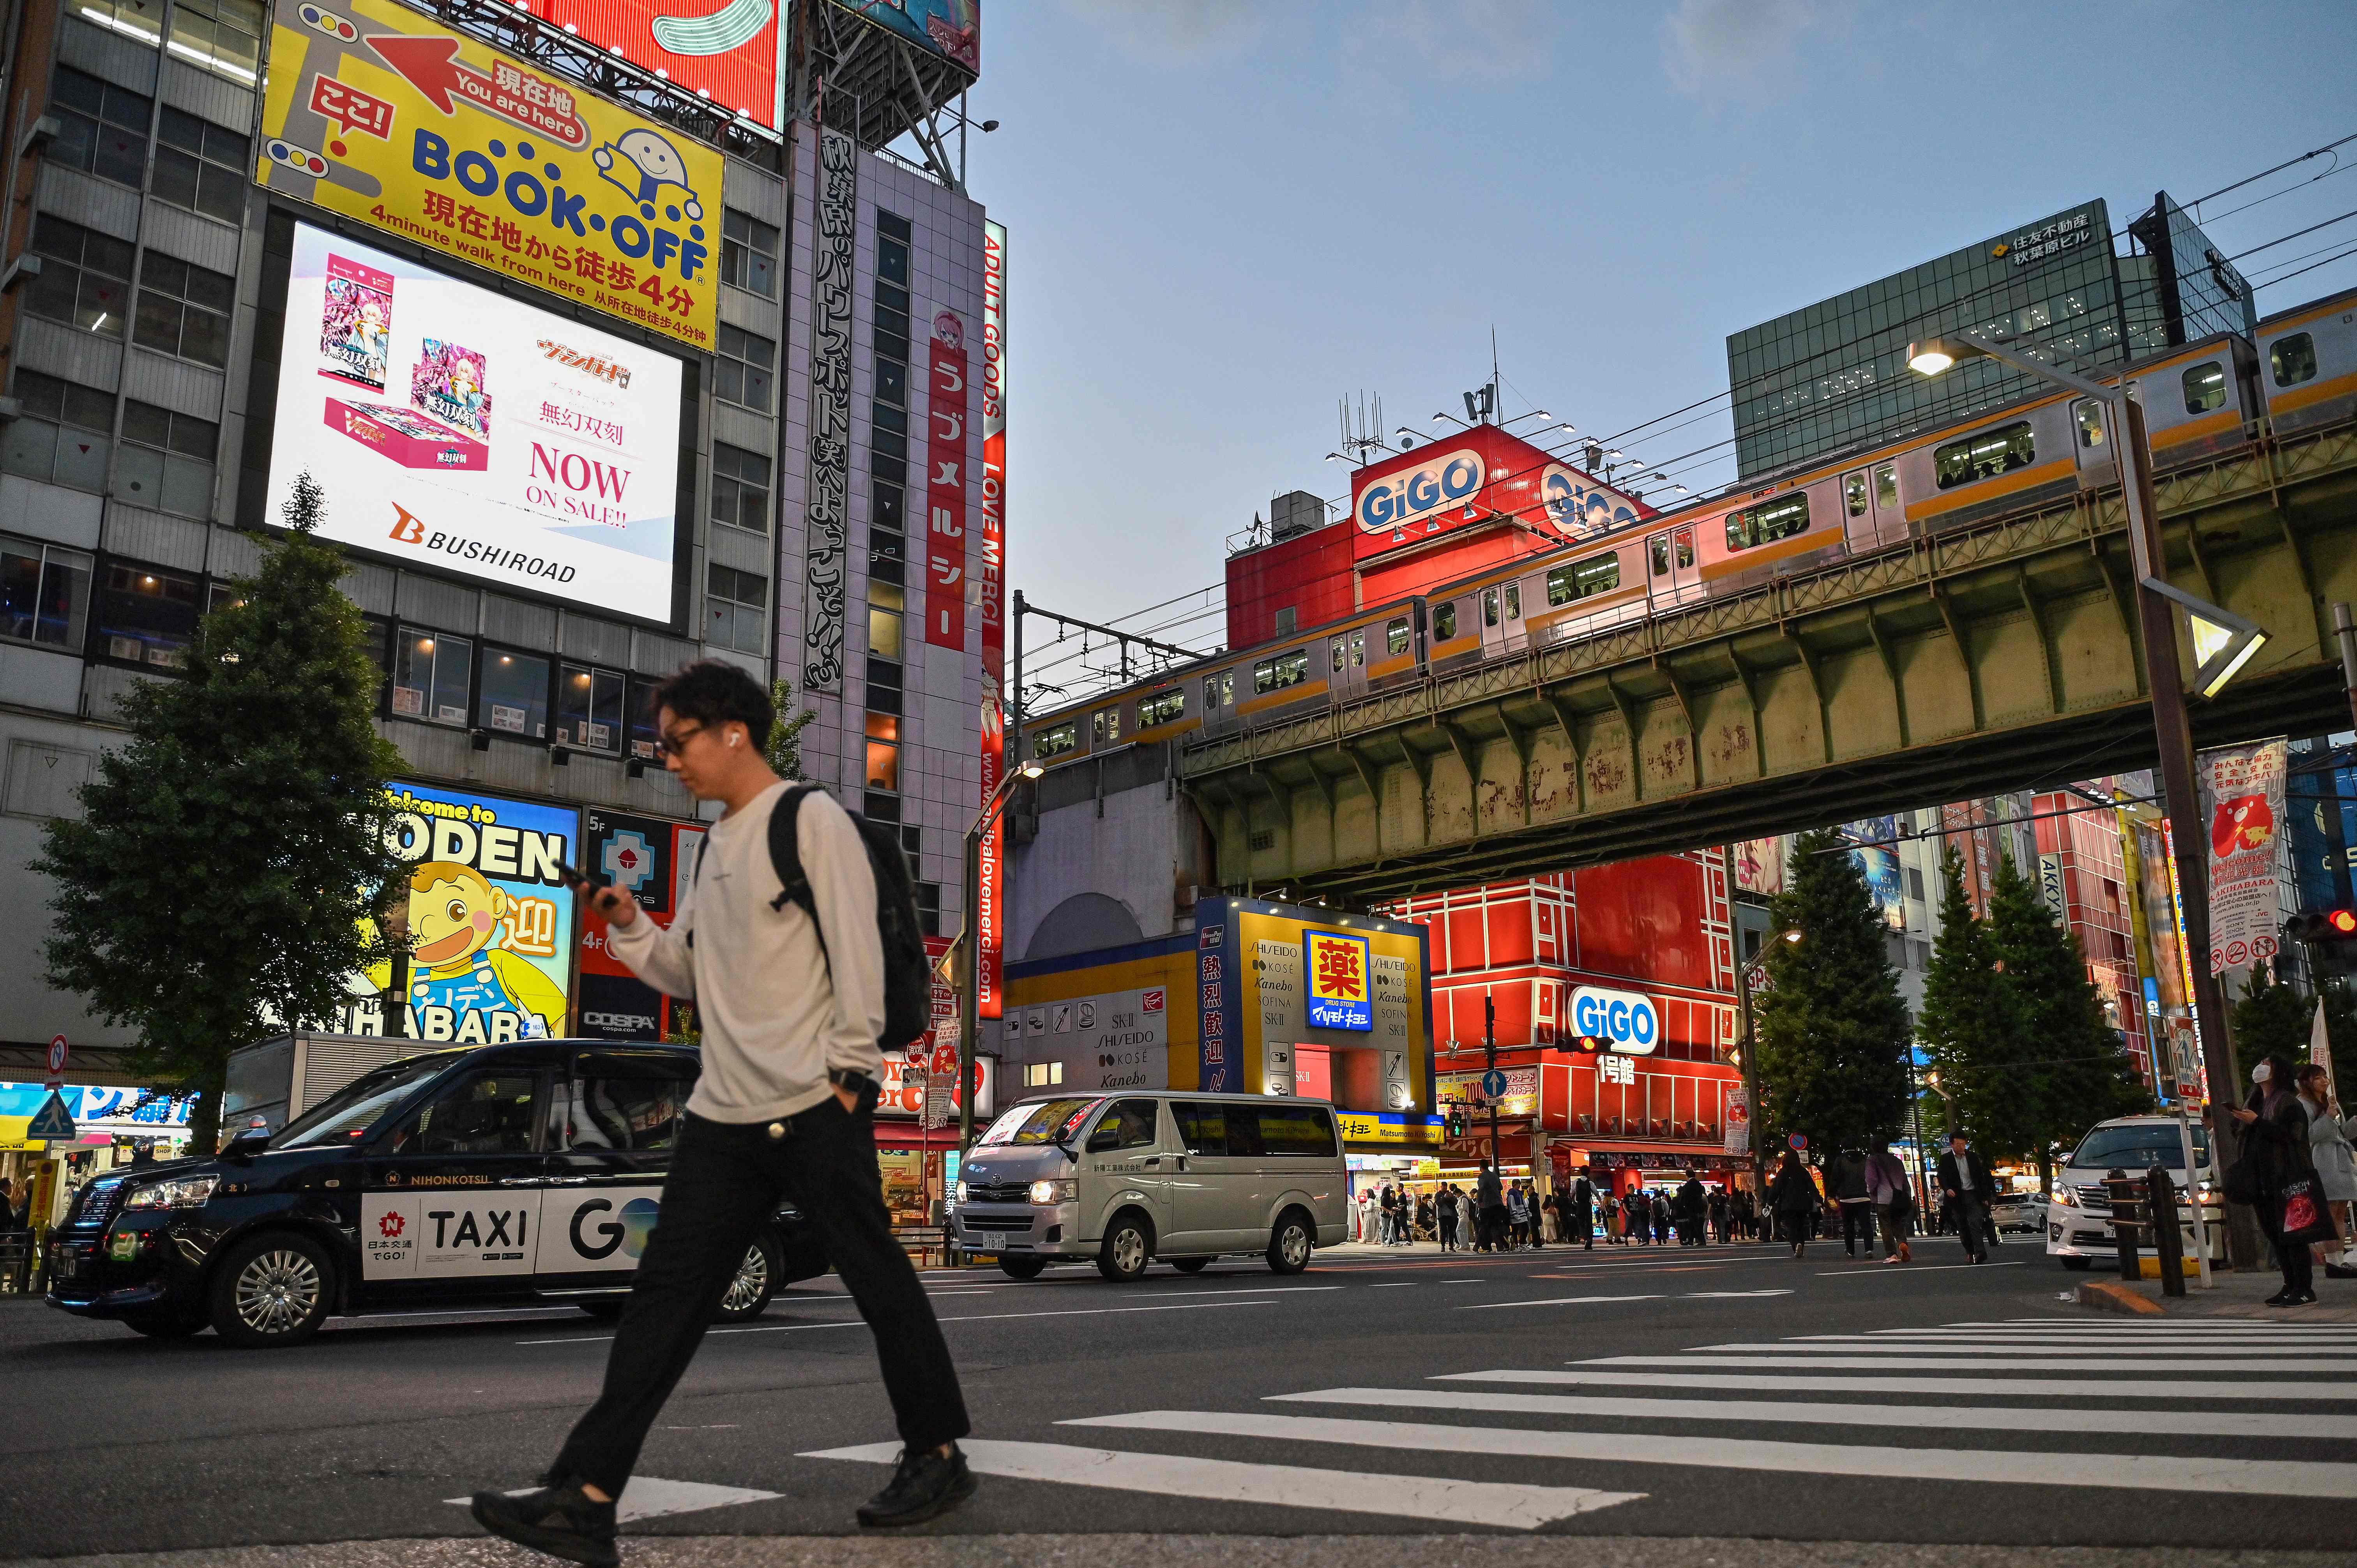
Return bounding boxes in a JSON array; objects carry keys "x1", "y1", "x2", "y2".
[
  {"x1": 1646, "y1": 526, "x2": 1698, "y2": 607},
  {"x1": 1328, "y1": 627, "x2": 1368, "y2": 700},
  {"x1": 1869, "y1": 460, "x2": 1906, "y2": 546},
  {"x1": 1840, "y1": 470, "x2": 1876, "y2": 552},
  {"x1": 2073, "y1": 397, "x2": 2119, "y2": 490}
]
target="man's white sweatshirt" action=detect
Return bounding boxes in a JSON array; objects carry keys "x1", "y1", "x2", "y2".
[{"x1": 608, "y1": 781, "x2": 884, "y2": 1123}]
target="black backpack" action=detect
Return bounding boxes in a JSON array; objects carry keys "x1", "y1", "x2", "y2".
[{"x1": 695, "y1": 784, "x2": 934, "y2": 1053}]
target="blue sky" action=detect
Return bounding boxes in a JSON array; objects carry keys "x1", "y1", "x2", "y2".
[{"x1": 958, "y1": 1, "x2": 2357, "y2": 688}]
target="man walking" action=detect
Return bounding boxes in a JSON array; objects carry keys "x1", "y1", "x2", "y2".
[
  {"x1": 1869, "y1": 1142, "x2": 1914, "y2": 1264},
  {"x1": 1936, "y1": 1131, "x2": 1997, "y2": 1264},
  {"x1": 470, "y1": 664, "x2": 975, "y2": 1566},
  {"x1": 1567, "y1": 1169, "x2": 1595, "y2": 1250},
  {"x1": 1475, "y1": 1162, "x2": 1505, "y2": 1252},
  {"x1": 1832, "y1": 1147, "x2": 1876, "y2": 1259}
]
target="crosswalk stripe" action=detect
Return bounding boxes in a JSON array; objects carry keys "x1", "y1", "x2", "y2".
[
  {"x1": 1269, "y1": 1385, "x2": 2357, "y2": 1439},
  {"x1": 1067, "y1": 1411, "x2": 2357, "y2": 1499},
  {"x1": 1438, "y1": 1368, "x2": 2357, "y2": 1402},
  {"x1": 1850, "y1": 1330, "x2": 2357, "y2": 1340},
  {"x1": 1462, "y1": 1294, "x2": 1663, "y2": 1310},
  {"x1": 1580, "y1": 1354, "x2": 2333, "y2": 1372},
  {"x1": 801, "y1": 1438, "x2": 1642, "y2": 1528},
  {"x1": 1691, "y1": 1341, "x2": 2357, "y2": 1357},
  {"x1": 1962, "y1": 1320, "x2": 2357, "y2": 1331},
  {"x1": 447, "y1": 1477, "x2": 778, "y2": 1522}
]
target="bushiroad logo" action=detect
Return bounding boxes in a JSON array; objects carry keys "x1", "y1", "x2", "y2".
[{"x1": 389, "y1": 505, "x2": 579, "y2": 583}]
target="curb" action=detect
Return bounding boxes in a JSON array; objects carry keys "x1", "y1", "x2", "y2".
[{"x1": 2075, "y1": 1279, "x2": 2164, "y2": 1315}]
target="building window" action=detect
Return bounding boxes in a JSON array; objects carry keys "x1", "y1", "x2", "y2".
[
  {"x1": 1272, "y1": 606, "x2": 1295, "y2": 636},
  {"x1": 714, "y1": 325, "x2": 774, "y2": 413},
  {"x1": 25, "y1": 215, "x2": 134, "y2": 340},
  {"x1": 874, "y1": 356, "x2": 907, "y2": 409},
  {"x1": 870, "y1": 400, "x2": 908, "y2": 470},
  {"x1": 2181, "y1": 360, "x2": 2227, "y2": 416},
  {"x1": 95, "y1": 561, "x2": 199, "y2": 670},
  {"x1": 1932, "y1": 422, "x2": 2034, "y2": 490},
  {"x1": 1022, "y1": 1061, "x2": 1064, "y2": 1089},
  {"x1": 169, "y1": 0, "x2": 264, "y2": 85},
  {"x1": 869, "y1": 526, "x2": 904, "y2": 585},
  {"x1": 1202, "y1": 670, "x2": 1231, "y2": 712},
  {"x1": 1546, "y1": 553, "x2": 1622, "y2": 604},
  {"x1": 479, "y1": 648, "x2": 551, "y2": 738},
  {"x1": 1093, "y1": 706, "x2": 1120, "y2": 744},
  {"x1": 868, "y1": 579, "x2": 904, "y2": 659},
  {"x1": 2272, "y1": 332, "x2": 2318, "y2": 387},
  {"x1": 1723, "y1": 493, "x2": 1811, "y2": 550},
  {"x1": 48, "y1": 66, "x2": 150, "y2": 189},
  {"x1": 2, "y1": 369, "x2": 114, "y2": 491},
  {"x1": 1252, "y1": 648, "x2": 1308, "y2": 694},
  {"x1": 866, "y1": 653, "x2": 903, "y2": 715},
  {"x1": 134, "y1": 252, "x2": 235, "y2": 369},
  {"x1": 74, "y1": 0, "x2": 162, "y2": 45},
  {"x1": 151, "y1": 107, "x2": 249, "y2": 225},
  {"x1": 864, "y1": 711, "x2": 899, "y2": 793},
  {"x1": 114, "y1": 399, "x2": 217, "y2": 516},
  {"x1": 705, "y1": 563, "x2": 767, "y2": 653},
  {"x1": 1140, "y1": 688, "x2": 1184, "y2": 727},
  {"x1": 0, "y1": 534, "x2": 93, "y2": 649},
  {"x1": 555, "y1": 662, "x2": 624, "y2": 753},
  {"x1": 626, "y1": 673, "x2": 664, "y2": 760},
  {"x1": 393, "y1": 626, "x2": 473, "y2": 724},
  {"x1": 1034, "y1": 721, "x2": 1078, "y2": 759},
  {"x1": 709, "y1": 441, "x2": 770, "y2": 535},
  {"x1": 718, "y1": 208, "x2": 778, "y2": 298},
  {"x1": 914, "y1": 879, "x2": 940, "y2": 937}
]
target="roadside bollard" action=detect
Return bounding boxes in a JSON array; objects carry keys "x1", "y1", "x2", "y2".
[
  {"x1": 2103, "y1": 1167, "x2": 2143, "y2": 1282},
  {"x1": 2147, "y1": 1164, "x2": 2187, "y2": 1297}
]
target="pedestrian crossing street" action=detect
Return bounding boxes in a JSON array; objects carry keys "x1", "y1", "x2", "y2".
[{"x1": 802, "y1": 1317, "x2": 2357, "y2": 1529}]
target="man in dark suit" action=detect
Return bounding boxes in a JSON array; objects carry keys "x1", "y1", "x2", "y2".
[{"x1": 1935, "y1": 1132, "x2": 1998, "y2": 1264}]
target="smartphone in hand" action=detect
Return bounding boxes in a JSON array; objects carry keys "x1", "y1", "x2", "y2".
[{"x1": 563, "y1": 864, "x2": 634, "y2": 925}]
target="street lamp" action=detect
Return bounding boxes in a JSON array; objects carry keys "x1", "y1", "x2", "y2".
[
  {"x1": 1730, "y1": 922, "x2": 1801, "y2": 1222},
  {"x1": 956, "y1": 758, "x2": 1044, "y2": 1153},
  {"x1": 1908, "y1": 327, "x2": 2262, "y2": 1244}
]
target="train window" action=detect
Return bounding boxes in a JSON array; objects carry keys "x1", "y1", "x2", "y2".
[
  {"x1": 1350, "y1": 629, "x2": 1366, "y2": 664},
  {"x1": 1203, "y1": 670, "x2": 1233, "y2": 710},
  {"x1": 1093, "y1": 708, "x2": 1121, "y2": 745},
  {"x1": 1140, "y1": 689, "x2": 1185, "y2": 727},
  {"x1": 1723, "y1": 494, "x2": 1811, "y2": 551},
  {"x1": 1331, "y1": 636, "x2": 1348, "y2": 674},
  {"x1": 1433, "y1": 601, "x2": 1458, "y2": 640},
  {"x1": 1253, "y1": 649, "x2": 1308, "y2": 693},
  {"x1": 1035, "y1": 722, "x2": 1078, "y2": 759},
  {"x1": 2181, "y1": 362, "x2": 2226, "y2": 415},
  {"x1": 2076, "y1": 399, "x2": 2107, "y2": 450},
  {"x1": 1844, "y1": 472, "x2": 1867, "y2": 518},
  {"x1": 1874, "y1": 464, "x2": 1897, "y2": 510},
  {"x1": 1649, "y1": 536, "x2": 1670, "y2": 576},
  {"x1": 1386, "y1": 617, "x2": 1409, "y2": 655},
  {"x1": 2272, "y1": 332, "x2": 2317, "y2": 387},
  {"x1": 1931, "y1": 422, "x2": 2034, "y2": 490},
  {"x1": 1482, "y1": 588, "x2": 1500, "y2": 627},
  {"x1": 1672, "y1": 529, "x2": 1694, "y2": 567},
  {"x1": 1503, "y1": 584, "x2": 1520, "y2": 619},
  {"x1": 1546, "y1": 553, "x2": 1622, "y2": 604}
]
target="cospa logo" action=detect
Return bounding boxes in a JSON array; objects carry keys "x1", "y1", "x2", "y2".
[
  {"x1": 568, "y1": 1195, "x2": 661, "y2": 1260},
  {"x1": 1541, "y1": 465, "x2": 1640, "y2": 539},
  {"x1": 583, "y1": 1010, "x2": 658, "y2": 1032},
  {"x1": 1357, "y1": 446, "x2": 1485, "y2": 533},
  {"x1": 1570, "y1": 984, "x2": 1659, "y2": 1054}
]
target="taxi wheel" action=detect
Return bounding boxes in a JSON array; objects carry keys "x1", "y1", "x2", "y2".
[
  {"x1": 1168, "y1": 1258, "x2": 1212, "y2": 1274},
  {"x1": 1266, "y1": 1209, "x2": 1314, "y2": 1275},
  {"x1": 715, "y1": 1231, "x2": 780, "y2": 1322},
  {"x1": 1095, "y1": 1212, "x2": 1153, "y2": 1282},
  {"x1": 210, "y1": 1232, "x2": 333, "y2": 1348},
  {"x1": 998, "y1": 1256, "x2": 1046, "y2": 1280}
]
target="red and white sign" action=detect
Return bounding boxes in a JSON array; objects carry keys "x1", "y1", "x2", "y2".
[
  {"x1": 46, "y1": 1034, "x2": 67, "y2": 1087},
  {"x1": 878, "y1": 1055, "x2": 993, "y2": 1121},
  {"x1": 977, "y1": 701, "x2": 1004, "y2": 1020},
  {"x1": 1347, "y1": 424, "x2": 1647, "y2": 563},
  {"x1": 2198, "y1": 737, "x2": 2287, "y2": 975},
  {"x1": 517, "y1": 0, "x2": 782, "y2": 129},
  {"x1": 979, "y1": 221, "x2": 1007, "y2": 689},
  {"x1": 926, "y1": 311, "x2": 970, "y2": 652}
]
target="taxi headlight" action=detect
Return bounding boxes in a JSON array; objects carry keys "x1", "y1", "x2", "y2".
[
  {"x1": 1028, "y1": 1178, "x2": 1077, "y2": 1206},
  {"x1": 121, "y1": 1174, "x2": 218, "y2": 1210}
]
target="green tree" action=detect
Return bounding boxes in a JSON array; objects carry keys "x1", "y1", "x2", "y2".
[
  {"x1": 1754, "y1": 827, "x2": 1913, "y2": 1155},
  {"x1": 2231, "y1": 959, "x2": 2357, "y2": 1097},
  {"x1": 1987, "y1": 853, "x2": 2151, "y2": 1187},
  {"x1": 35, "y1": 475, "x2": 404, "y2": 1149},
  {"x1": 1915, "y1": 845, "x2": 2034, "y2": 1156},
  {"x1": 766, "y1": 677, "x2": 818, "y2": 780}
]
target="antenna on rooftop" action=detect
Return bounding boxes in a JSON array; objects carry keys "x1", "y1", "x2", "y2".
[{"x1": 1339, "y1": 391, "x2": 1392, "y2": 460}]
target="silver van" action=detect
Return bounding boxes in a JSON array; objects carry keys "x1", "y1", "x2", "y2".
[{"x1": 952, "y1": 1092, "x2": 1348, "y2": 1282}]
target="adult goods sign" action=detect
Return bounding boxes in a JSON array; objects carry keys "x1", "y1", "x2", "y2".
[
  {"x1": 258, "y1": 0, "x2": 723, "y2": 355},
  {"x1": 2197, "y1": 736, "x2": 2287, "y2": 975}
]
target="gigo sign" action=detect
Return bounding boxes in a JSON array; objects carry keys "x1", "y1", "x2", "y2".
[
  {"x1": 1570, "y1": 985, "x2": 1659, "y2": 1054},
  {"x1": 1540, "y1": 464, "x2": 1641, "y2": 539},
  {"x1": 1356, "y1": 446, "x2": 1484, "y2": 533}
]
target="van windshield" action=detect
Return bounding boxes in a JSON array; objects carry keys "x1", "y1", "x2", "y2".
[
  {"x1": 978, "y1": 1097, "x2": 1101, "y2": 1147},
  {"x1": 272, "y1": 1055, "x2": 467, "y2": 1148},
  {"x1": 2067, "y1": 1123, "x2": 2210, "y2": 1171}
]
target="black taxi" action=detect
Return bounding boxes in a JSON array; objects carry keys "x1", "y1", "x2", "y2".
[{"x1": 46, "y1": 1040, "x2": 825, "y2": 1347}]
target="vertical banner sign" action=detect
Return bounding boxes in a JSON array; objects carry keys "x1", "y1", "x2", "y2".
[
  {"x1": 2197, "y1": 737, "x2": 2288, "y2": 975},
  {"x1": 976, "y1": 701, "x2": 1004, "y2": 1019},
  {"x1": 2159, "y1": 816, "x2": 2209, "y2": 1101},
  {"x1": 979, "y1": 220, "x2": 1008, "y2": 687},
  {"x1": 925, "y1": 311, "x2": 970, "y2": 650},
  {"x1": 800, "y1": 126, "x2": 856, "y2": 694},
  {"x1": 577, "y1": 810, "x2": 703, "y2": 1041},
  {"x1": 1723, "y1": 1084, "x2": 1749, "y2": 1155}
]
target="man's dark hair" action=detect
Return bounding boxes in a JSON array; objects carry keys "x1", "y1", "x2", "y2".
[{"x1": 649, "y1": 660, "x2": 773, "y2": 742}]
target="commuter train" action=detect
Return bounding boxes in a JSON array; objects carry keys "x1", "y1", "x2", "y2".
[{"x1": 1021, "y1": 286, "x2": 2357, "y2": 768}]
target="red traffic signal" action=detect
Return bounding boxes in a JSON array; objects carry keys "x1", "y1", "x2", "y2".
[{"x1": 2288, "y1": 909, "x2": 2357, "y2": 942}]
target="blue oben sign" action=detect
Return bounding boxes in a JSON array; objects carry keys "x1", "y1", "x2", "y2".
[{"x1": 1569, "y1": 985, "x2": 1659, "y2": 1055}]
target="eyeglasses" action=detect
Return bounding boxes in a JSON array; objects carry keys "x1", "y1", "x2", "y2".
[{"x1": 653, "y1": 721, "x2": 708, "y2": 759}]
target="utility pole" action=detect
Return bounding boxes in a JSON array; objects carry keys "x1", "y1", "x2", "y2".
[{"x1": 1484, "y1": 991, "x2": 1500, "y2": 1168}]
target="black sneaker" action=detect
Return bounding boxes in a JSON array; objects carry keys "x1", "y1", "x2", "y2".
[
  {"x1": 856, "y1": 1443, "x2": 979, "y2": 1527},
  {"x1": 470, "y1": 1478, "x2": 618, "y2": 1568}
]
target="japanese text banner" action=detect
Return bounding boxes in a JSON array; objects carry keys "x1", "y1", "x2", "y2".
[{"x1": 258, "y1": 0, "x2": 723, "y2": 354}]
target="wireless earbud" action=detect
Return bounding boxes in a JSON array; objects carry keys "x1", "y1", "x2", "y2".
[{"x1": 728, "y1": 733, "x2": 740, "y2": 747}]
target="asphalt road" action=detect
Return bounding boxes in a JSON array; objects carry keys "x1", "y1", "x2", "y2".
[{"x1": 4, "y1": 1233, "x2": 2350, "y2": 1560}]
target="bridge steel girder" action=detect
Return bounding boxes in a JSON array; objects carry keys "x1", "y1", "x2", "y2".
[{"x1": 1180, "y1": 422, "x2": 2357, "y2": 904}]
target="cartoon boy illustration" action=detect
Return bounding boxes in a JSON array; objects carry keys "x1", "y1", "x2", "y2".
[
  {"x1": 592, "y1": 127, "x2": 704, "y2": 221},
  {"x1": 368, "y1": 860, "x2": 567, "y2": 1040}
]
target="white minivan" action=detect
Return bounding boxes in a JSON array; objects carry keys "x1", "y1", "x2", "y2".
[
  {"x1": 2046, "y1": 1114, "x2": 2224, "y2": 1270},
  {"x1": 951, "y1": 1092, "x2": 1349, "y2": 1282}
]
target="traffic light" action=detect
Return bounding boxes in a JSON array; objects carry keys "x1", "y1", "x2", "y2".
[
  {"x1": 1445, "y1": 1106, "x2": 1467, "y2": 1141},
  {"x1": 2287, "y1": 908, "x2": 2357, "y2": 943}
]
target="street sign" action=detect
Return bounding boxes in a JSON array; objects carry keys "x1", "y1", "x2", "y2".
[
  {"x1": 27, "y1": 1091, "x2": 78, "y2": 1144},
  {"x1": 1788, "y1": 1133, "x2": 1809, "y2": 1151},
  {"x1": 46, "y1": 1034, "x2": 67, "y2": 1086},
  {"x1": 1480, "y1": 1068, "x2": 1509, "y2": 1099}
]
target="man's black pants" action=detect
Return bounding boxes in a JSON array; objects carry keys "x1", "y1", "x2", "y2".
[
  {"x1": 1951, "y1": 1194, "x2": 1991, "y2": 1261},
  {"x1": 552, "y1": 1102, "x2": 969, "y2": 1495},
  {"x1": 1840, "y1": 1200, "x2": 1875, "y2": 1254}
]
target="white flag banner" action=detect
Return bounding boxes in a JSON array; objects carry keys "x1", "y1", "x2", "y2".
[
  {"x1": 2196, "y1": 736, "x2": 2287, "y2": 976},
  {"x1": 2313, "y1": 998, "x2": 2336, "y2": 1102},
  {"x1": 1723, "y1": 1086, "x2": 1751, "y2": 1155}
]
